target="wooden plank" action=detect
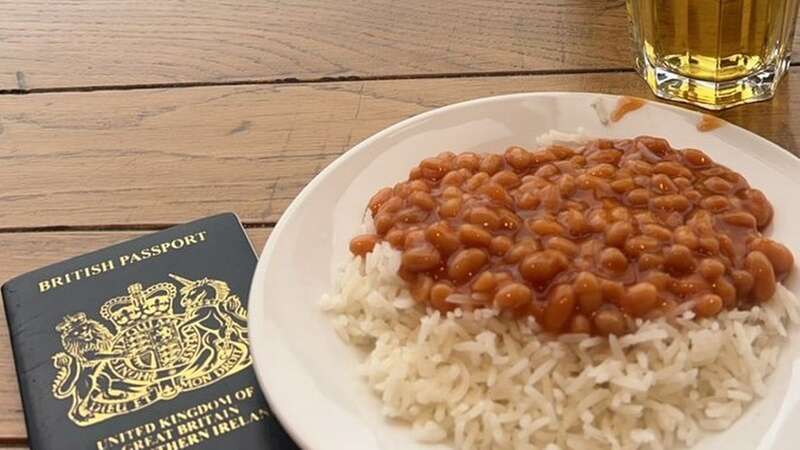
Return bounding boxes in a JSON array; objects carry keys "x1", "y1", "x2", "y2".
[
  {"x1": 1, "y1": 71, "x2": 799, "y2": 229},
  {"x1": 0, "y1": 228, "x2": 270, "y2": 440},
  {"x1": 0, "y1": 0, "x2": 636, "y2": 90}
]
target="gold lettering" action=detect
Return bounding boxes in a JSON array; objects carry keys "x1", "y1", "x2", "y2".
[
  {"x1": 171, "y1": 238, "x2": 185, "y2": 249},
  {"x1": 51, "y1": 276, "x2": 64, "y2": 287},
  {"x1": 119, "y1": 255, "x2": 131, "y2": 266},
  {"x1": 184, "y1": 235, "x2": 198, "y2": 244},
  {"x1": 140, "y1": 248, "x2": 152, "y2": 259},
  {"x1": 38, "y1": 280, "x2": 51, "y2": 292}
]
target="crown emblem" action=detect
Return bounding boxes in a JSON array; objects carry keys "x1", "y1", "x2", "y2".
[{"x1": 99, "y1": 282, "x2": 176, "y2": 328}]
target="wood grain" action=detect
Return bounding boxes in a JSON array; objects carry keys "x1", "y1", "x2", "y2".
[
  {"x1": 1, "y1": 0, "x2": 634, "y2": 90},
  {"x1": 0, "y1": 228, "x2": 270, "y2": 441},
  {"x1": 1, "y1": 71, "x2": 798, "y2": 230}
]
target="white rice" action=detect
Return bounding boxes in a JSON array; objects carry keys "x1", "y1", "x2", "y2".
[{"x1": 321, "y1": 242, "x2": 800, "y2": 450}]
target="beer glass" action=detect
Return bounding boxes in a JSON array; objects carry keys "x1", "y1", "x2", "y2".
[{"x1": 627, "y1": 0, "x2": 800, "y2": 109}]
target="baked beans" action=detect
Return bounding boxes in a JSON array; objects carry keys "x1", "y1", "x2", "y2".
[{"x1": 352, "y1": 137, "x2": 794, "y2": 336}]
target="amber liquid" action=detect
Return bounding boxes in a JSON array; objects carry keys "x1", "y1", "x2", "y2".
[{"x1": 627, "y1": 0, "x2": 800, "y2": 108}]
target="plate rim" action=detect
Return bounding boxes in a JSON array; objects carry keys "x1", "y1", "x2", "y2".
[{"x1": 247, "y1": 91, "x2": 800, "y2": 450}]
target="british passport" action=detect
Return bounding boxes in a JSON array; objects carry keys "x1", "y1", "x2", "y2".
[{"x1": 1, "y1": 214, "x2": 297, "y2": 450}]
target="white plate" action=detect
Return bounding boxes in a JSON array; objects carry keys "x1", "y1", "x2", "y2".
[{"x1": 248, "y1": 92, "x2": 800, "y2": 450}]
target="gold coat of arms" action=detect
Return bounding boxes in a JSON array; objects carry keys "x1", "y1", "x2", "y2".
[{"x1": 51, "y1": 274, "x2": 251, "y2": 426}]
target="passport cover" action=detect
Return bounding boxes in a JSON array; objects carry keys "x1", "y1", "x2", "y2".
[{"x1": 1, "y1": 213, "x2": 297, "y2": 450}]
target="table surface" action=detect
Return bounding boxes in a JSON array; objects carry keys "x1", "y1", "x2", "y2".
[{"x1": 2, "y1": 1, "x2": 800, "y2": 447}]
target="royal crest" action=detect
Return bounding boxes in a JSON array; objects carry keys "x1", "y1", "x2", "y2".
[{"x1": 51, "y1": 274, "x2": 251, "y2": 426}]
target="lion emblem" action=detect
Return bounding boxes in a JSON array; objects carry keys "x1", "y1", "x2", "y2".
[{"x1": 52, "y1": 313, "x2": 125, "y2": 424}]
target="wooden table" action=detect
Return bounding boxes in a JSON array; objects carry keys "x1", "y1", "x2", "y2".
[{"x1": 1, "y1": 1, "x2": 799, "y2": 447}]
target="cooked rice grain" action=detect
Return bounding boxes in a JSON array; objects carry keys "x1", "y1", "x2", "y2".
[{"x1": 321, "y1": 243, "x2": 799, "y2": 450}]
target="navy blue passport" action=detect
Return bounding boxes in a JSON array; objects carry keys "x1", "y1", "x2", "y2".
[{"x1": 1, "y1": 214, "x2": 297, "y2": 450}]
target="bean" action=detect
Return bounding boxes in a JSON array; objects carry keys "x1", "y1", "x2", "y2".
[
  {"x1": 395, "y1": 207, "x2": 428, "y2": 224},
  {"x1": 540, "y1": 184, "x2": 562, "y2": 211},
  {"x1": 587, "y1": 149, "x2": 622, "y2": 164},
  {"x1": 641, "y1": 223, "x2": 672, "y2": 241},
  {"x1": 674, "y1": 226, "x2": 699, "y2": 249},
  {"x1": 745, "y1": 251, "x2": 776, "y2": 302},
  {"x1": 531, "y1": 149, "x2": 557, "y2": 165},
  {"x1": 393, "y1": 182, "x2": 413, "y2": 198},
  {"x1": 671, "y1": 275, "x2": 709, "y2": 297},
  {"x1": 519, "y1": 250, "x2": 568, "y2": 285},
  {"x1": 429, "y1": 283, "x2": 455, "y2": 311},
  {"x1": 420, "y1": 157, "x2": 448, "y2": 180},
  {"x1": 349, "y1": 234, "x2": 379, "y2": 256},
  {"x1": 684, "y1": 149, "x2": 713, "y2": 168},
  {"x1": 410, "y1": 275, "x2": 433, "y2": 302},
  {"x1": 559, "y1": 209, "x2": 590, "y2": 237},
  {"x1": 639, "y1": 253, "x2": 664, "y2": 270},
  {"x1": 600, "y1": 247, "x2": 628, "y2": 274},
  {"x1": 377, "y1": 195, "x2": 403, "y2": 215},
  {"x1": 558, "y1": 174, "x2": 577, "y2": 197},
  {"x1": 478, "y1": 182, "x2": 514, "y2": 206},
  {"x1": 454, "y1": 152, "x2": 481, "y2": 171},
  {"x1": 458, "y1": 224, "x2": 493, "y2": 248},
  {"x1": 620, "y1": 282, "x2": 658, "y2": 317},
  {"x1": 402, "y1": 246, "x2": 442, "y2": 272},
  {"x1": 535, "y1": 164, "x2": 559, "y2": 179},
  {"x1": 664, "y1": 244, "x2": 696, "y2": 275},
  {"x1": 440, "y1": 170, "x2": 467, "y2": 187},
  {"x1": 491, "y1": 170, "x2": 521, "y2": 189},
  {"x1": 385, "y1": 229, "x2": 405, "y2": 247},
  {"x1": 374, "y1": 213, "x2": 394, "y2": 234},
  {"x1": 749, "y1": 238, "x2": 794, "y2": 279},
  {"x1": 368, "y1": 188, "x2": 393, "y2": 215},
  {"x1": 409, "y1": 166, "x2": 423, "y2": 180},
  {"x1": 588, "y1": 163, "x2": 616, "y2": 178},
  {"x1": 442, "y1": 186, "x2": 463, "y2": 198},
  {"x1": 611, "y1": 177, "x2": 636, "y2": 193},
  {"x1": 694, "y1": 294, "x2": 723, "y2": 317},
  {"x1": 731, "y1": 270, "x2": 754, "y2": 299},
  {"x1": 570, "y1": 155, "x2": 587, "y2": 167},
  {"x1": 479, "y1": 153, "x2": 504, "y2": 175},
  {"x1": 650, "y1": 174, "x2": 678, "y2": 194},
  {"x1": 472, "y1": 271, "x2": 496, "y2": 292},
  {"x1": 700, "y1": 195, "x2": 731, "y2": 213},
  {"x1": 494, "y1": 283, "x2": 533, "y2": 309},
  {"x1": 550, "y1": 145, "x2": 576, "y2": 159},
  {"x1": 407, "y1": 191, "x2": 436, "y2": 211},
  {"x1": 516, "y1": 192, "x2": 540, "y2": 209},
  {"x1": 606, "y1": 221, "x2": 633, "y2": 248},
  {"x1": 625, "y1": 160, "x2": 653, "y2": 175},
  {"x1": 543, "y1": 285, "x2": 576, "y2": 332},
  {"x1": 439, "y1": 197, "x2": 462, "y2": 218},
  {"x1": 623, "y1": 235, "x2": 661, "y2": 257},
  {"x1": 403, "y1": 229, "x2": 426, "y2": 249},
  {"x1": 437, "y1": 151, "x2": 456, "y2": 161},
  {"x1": 546, "y1": 237, "x2": 579, "y2": 257},
  {"x1": 504, "y1": 146, "x2": 531, "y2": 170},
  {"x1": 569, "y1": 314, "x2": 592, "y2": 334},
  {"x1": 696, "y1": 236, "x2": 719, "y2": 256},
  {"x1": 468, "y1": 206, "x2": 501, "y2": 230},
  {"x1": 674, "y1": 177, "x2": 692, "y2": 190},
  {"x1": 650, "y1": 194, "x2": 690, "y2": 212},
  {"x1": 609, "y1": 206, "x2": 632, "y2": 222},
  {"x1": 643, "y1": 271, "x2": 670, "y2": 290},
  {"x1": 489, "y1": 236, "x2": 513, "y2": 256},
  {"x1": 574, "y1": 271, "x2": 602, "y2": 313},
  {"x1": 698, "y1": 258, "x2": 726, "y2": 280},
  {"x1": 626, "y1": 188, "x2": 651, "y2": 206},
  {"x1": 425, "y1": 222, "x2": 461, "y2": 255},
  {"x1": 720, "y1": 211, "x2": 757, "y2": 229},
  {"x1": 713, "y1": 278, "x2": 736, "y2": 308},
  {"x1": 464, "y1": 172, "x2": 491, "y2": 191},
  {"x1": 504, "y1": 240, "x2": 539, "y2": 263},
  {"x1": 448, "y1": 249, "x2": 488, "y2": 282},
  {"x1": 497, "y1": 208, "x2": 522, "y2": 231},
  {"x1": 593, "y1": 307, "x2": 627, "y2": 336},
  {"x1": 529, "y1": 218, "x2": 565, "y2": 236},
  {"x1": 588, "y1": 209, "x2": 609, "y2": 232},
  {"x1": 655, "y1": 161, "x2": 691, "y2": 178},
  {"x1": 601, "y1": 279, "x2": 625, "y2": 304},
  {"x1": 741, "y1": 189, "x2": 774, "y2": 228},
  {"x1": 704, "y1": 176, "x2": 732, "y2": 194}
]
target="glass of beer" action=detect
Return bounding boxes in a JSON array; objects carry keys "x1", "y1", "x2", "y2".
[{"x1": 627, "y1": 0, "x2": 800, "y2": 110}]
